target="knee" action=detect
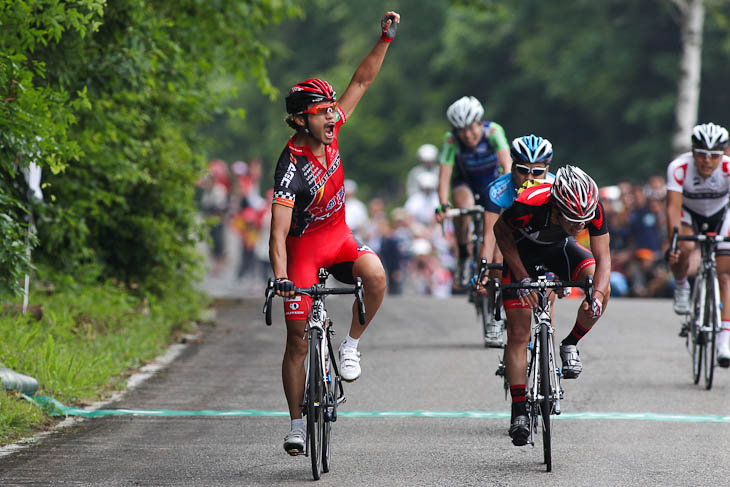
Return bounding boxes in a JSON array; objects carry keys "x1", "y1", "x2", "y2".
[
  {"x1": 285, "y1": 329, "x2": 308, "y2": 359},
  {"x1": 360, "y1": 266, "x2": 387, "y2": 297},
  {"x1": 506, "y1": 319, "x2": 530, "y2": 345},
  {"x1": 719, "y1": 272, "x2": 730, "y2": 287}
]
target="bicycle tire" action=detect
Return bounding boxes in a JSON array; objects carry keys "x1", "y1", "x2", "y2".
[
  {"x1": 539, "y1": 323, "x2": 552, "y2": 472},
  {"x1": 307, "y1": 329, "x2": 324, "y2": 480},
  {"x1": 321, "y1": 345, "x2": 333, "y2": 473},
  {"x1": 704, "y1": 273, "x2": 719, "y2": 390},
  {"x1": 691, "y1": 275, "x2": 704, "y2": 385}
]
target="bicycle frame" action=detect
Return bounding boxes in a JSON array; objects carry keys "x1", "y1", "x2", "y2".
[{"x1": 526, "y1": 278, "x2": 563, "y2": 422}]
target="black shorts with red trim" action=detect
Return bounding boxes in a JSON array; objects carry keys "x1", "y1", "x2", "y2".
[
  {"x1": 283, "y1": 221, "x2": 378, "y2": 322},
  {"x1": 502, "y1": 236, "x2": 594, "y2": 310}
]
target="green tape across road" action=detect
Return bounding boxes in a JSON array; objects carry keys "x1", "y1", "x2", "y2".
[{"x1": 23, "y1": 395, "x2": 730, "y2": 423}]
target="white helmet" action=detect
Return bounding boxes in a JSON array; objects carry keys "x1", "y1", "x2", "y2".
[
  {"x1": 417, "y1": 143, "x2": 438, "y2": 162},
  {"x1": 446, "y1": 96, "x2": 484, "y2": 129},
  {"x1": 550, "y1": 165, "x2": 599, "y2": 223},
  {"x1": 691, "y1": 122, "x2": 729, "y2": 150}
]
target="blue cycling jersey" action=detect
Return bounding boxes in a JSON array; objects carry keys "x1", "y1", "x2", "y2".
[{"x1": 484, "y1": 172, "x2": 556, "y2": 214}]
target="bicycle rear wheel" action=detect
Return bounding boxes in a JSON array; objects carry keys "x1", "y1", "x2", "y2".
[
  {"x1": 704, "y1": 274, "x2": 719, "y2": 390},
  {"x1": 307, "y1": 329, "x2": 324, "y2": 480},
  {"x1": 539, "y1": 323, "x2": 552, "y2": 472}
]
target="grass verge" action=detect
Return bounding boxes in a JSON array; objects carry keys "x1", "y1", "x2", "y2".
[{"x1": 0, "y1": 277, "x2": 206, "y2": 446}]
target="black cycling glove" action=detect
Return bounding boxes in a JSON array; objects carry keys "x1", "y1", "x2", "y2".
[
  {"x1": 274, "y1": 278, "x2": 295, "y2": 294},
  {"x1": 381, "y1": 15, "x2": 398, "y2": 42}
]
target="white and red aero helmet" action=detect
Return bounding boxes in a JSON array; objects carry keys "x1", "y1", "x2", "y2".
[{"x1": 550, "y1": 165, "x2": 599, "y2": 223}]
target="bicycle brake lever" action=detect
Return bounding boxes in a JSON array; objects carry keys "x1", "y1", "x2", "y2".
[
  {"x1": 264, "y1": 278, "x2": 275, "y2": 326},
  {"x1": 493, "y1": 279, "x2": 502, "y2": 321}
]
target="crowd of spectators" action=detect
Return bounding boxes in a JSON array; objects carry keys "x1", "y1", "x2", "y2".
[
  {"x1": 197, "y1": 149, "x2": 679, "y2": 299},
  {"x1": 197, "y1": 158, "x2": 271, "y2": 283}
]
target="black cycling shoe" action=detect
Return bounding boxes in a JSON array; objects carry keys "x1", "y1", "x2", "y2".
[
  {"x1": 678, "y1": 324, "x2": 689, "y2": 338},
  {"x1": 509, "y1": 415, "x2": 530, "y2": 446}
]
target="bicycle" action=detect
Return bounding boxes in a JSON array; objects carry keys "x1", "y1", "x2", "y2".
[
  {"x1": 443, "y1": 205, "x2": 504, "y2": 346},
  {"x1": 263, "y1": 268, "x2": 366, "y2": 480},
  {"x1": 671, "y1": 226, "x2": 730, "y2": 390},
  {"x1": 494, "y1": 270, "x2": 593, "y2": 472}
]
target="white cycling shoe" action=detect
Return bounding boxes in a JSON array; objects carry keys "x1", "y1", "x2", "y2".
[
  {"x1": 339, "y1": 344, "x2": 361, "y2": 382},
  {"x1": 283, "y1": 428, "x2": 305, "y2": 456},
  {"x1": 673, "y1": 283, "x2": 690, "y2": 315},
  {"x1": 485, "y1": 320, "x2": 505, "y2": 348},
  {"x1": 717, "y1": 342, "x2": 730, "y2": 368}
]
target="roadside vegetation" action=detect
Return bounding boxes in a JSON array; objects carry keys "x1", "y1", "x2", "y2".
[
  {"x1": 0, "y1": 271, "x2": 207, "y2": 445},
  {"x1": 0, "y1": 2, "x2": 299, "y2": 446}
]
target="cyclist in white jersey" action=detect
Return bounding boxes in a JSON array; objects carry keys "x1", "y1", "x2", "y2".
[{"x1": 666, "y1": 122, "x2": 730, "y2": 367}]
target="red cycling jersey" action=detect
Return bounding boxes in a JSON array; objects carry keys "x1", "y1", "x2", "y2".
[
  {"x1": 272, "y1": 106, "x2": 378, "y2": 321},
  {"x1": 273, "y1": 106, "x2": 348, "y2": 236}
]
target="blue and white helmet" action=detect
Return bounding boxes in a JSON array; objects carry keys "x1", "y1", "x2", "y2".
[
  {"x1": 691, "y1": 122, "x2": 729, "y2": 150},
  {"x1": 446, "y1": 96, "x2": 484, "y2": 129},
  {"x1": 510, "y1": 135, "x2": 553, "y2": 165}
]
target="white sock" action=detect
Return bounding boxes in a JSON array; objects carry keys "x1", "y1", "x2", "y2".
[
  {"x1": 718, "y1": 323, "x2": 730, "y2": 348},
  {"x1": 342, "y1": 335, "x2": 359, "y2": 350},
  {"x1": 291, "y1": 418, "x2": 304, "y2": 431}
]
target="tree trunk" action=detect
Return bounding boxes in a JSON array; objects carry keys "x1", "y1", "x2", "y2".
[{"x1": 672, "y1": 0, "x2": 705, "y2": 155}]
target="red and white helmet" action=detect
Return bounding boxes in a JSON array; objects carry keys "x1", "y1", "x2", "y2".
[
  {"x1": 285, "y1": 78, "x2": 336, "y2": 115},
  {"x1": 551, "y1": 165, "x2": 599, "y2": 223}
]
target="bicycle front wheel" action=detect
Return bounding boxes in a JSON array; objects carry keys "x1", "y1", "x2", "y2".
[
  {"x1": 478, "y1": 294, "x2": 491, "y2": 347},
  {"x1": 539, "y1": 323, "x2": 552, "y2": 472},
  {"x1": 704, "y1": 273, "x2": 719, "y2": 390},
  {"x1": 307, "y1": 329, "x2": 324, "y2": 480},
  {"x1": 321, "y1": 345, "x2": 334, "y2": 473},
  {"x1": 690, "y1": 275, "x2": 705, "y2": 385}
]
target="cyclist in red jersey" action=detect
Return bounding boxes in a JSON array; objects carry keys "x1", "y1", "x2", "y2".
[
  {"x1": 494, "y1": 165, "x2": 611, "y2": 446},
  {"x1": 269, "y1": 11, "x2": 398, "y2": 456}
]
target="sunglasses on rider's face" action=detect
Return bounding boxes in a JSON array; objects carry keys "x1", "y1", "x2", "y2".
[
  {"x1": 560, "y1": 210, "x2": 592, "y2": 225},
  {"x1": 514, "y1": 164, "x2": 547, "y2": 177},
  {"x1": 694, "y1": 148, "x2": 724, "y2": 159},
  {"x1": 299, "y1": 102, "x2": 337, "y2": 116}
]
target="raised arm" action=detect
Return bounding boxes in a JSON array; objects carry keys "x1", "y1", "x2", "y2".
[{"x1": 337, "y1": 11, "x2": 400, "y2": 119}]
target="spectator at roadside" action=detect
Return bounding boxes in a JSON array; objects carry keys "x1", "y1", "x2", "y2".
[
  {"x1": 405, "y1": 143, "x2": 440, "y2": 197},
  {"x1": 345, "y1": 179, "x2": 369, "y2": 240},
  {"x1": 404, "y1": 171, "x2": 439, "y2": 226},
  {"x1": 198, "y1": 159, "x2": 231, "y2": 276}
]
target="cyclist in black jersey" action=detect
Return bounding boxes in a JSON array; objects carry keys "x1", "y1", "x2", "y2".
[{"x1": 494, "y1": 165, "x2": 611, "y2": 446}]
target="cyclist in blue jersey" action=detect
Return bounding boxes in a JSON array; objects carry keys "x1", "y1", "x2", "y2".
[
  {"x1": 479, "y1": 135, "x2": 555, "y2": 347},
  {"x1": 435, "y1": 96, "x2": 512, "y2": 288}
]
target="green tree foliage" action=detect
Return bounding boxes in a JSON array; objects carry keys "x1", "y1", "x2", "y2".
[
  {"x1": 206, "y1": 0, "x2": 730, "y2": 198},
  {"x1": 0, "y1": 1, "x2": 298, "y2": 293}
]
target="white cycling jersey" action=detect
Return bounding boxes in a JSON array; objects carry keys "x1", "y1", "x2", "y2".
[{"x1": 666, "y1": 152, "x2": 730, "y2": 217}]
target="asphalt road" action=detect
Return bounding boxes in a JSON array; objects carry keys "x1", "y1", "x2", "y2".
[{"x1": 1, "y1": 295, "x2": 730, "y2": 486}]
